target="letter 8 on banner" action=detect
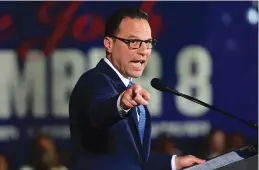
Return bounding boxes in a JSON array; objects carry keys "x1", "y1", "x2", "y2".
[{"x1": 175, "y1": 45, "x2": 213, "y2": 117}]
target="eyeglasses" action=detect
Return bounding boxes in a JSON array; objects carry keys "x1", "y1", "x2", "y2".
[{"x1": 110, "y1": 36, "x2": 157, "y2": 49}]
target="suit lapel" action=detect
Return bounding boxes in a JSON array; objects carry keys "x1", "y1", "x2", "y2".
[
  {"x1": 95, "y1": 59, "x2": 126, "y2": 94},
  {"x1": 128, "y1": 108, "x2": 143, "y2": 154},
  {"x1": 128, "y1": 105, "x2": 151, "y2": 162},
  {"x1": 95, "y1": 59, "x2": 144, "y2": 160},
  {"x1": 142, "y1": 106, "x2": 151, "y2": 162}
]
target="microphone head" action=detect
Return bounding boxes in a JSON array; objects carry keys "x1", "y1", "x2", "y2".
[{"x1": 151, "y1": 78, "x2": 167, "y2": 92}]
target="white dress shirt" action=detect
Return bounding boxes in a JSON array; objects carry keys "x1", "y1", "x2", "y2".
[{"x1": 104, "y1": 58, "x2": 177, "y2": 170}]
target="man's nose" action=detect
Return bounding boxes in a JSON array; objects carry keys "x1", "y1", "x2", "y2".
[{"x1": 137, "y1": 42, "x2": 150, "y2": 56}]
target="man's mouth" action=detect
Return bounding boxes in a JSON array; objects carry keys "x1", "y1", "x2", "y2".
[
  {"x1": 131, "y1": 60, "x2": 145, "y2": 70},
  {"x1": 131, "y1": 60, "x2": 145, "y2": 64}
]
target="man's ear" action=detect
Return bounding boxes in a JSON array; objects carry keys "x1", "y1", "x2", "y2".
[{"x1": 104, "y1": 37, "x2": 113, "y2": 54}]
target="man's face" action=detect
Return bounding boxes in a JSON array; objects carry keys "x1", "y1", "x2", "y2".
[{"x1": 105, "y1": 17, "x2": 152, "y2": 78}]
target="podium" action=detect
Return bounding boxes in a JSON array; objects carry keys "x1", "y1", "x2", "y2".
[
  {"x1": 217, "y1": 154, "x2": 257, "y2": 170},
  {"x1": 183, "y1": 144, "x2": 258, "y2": 170},
  {"x1": 217, "y1": 144, "x2": 258, "y2": 170}
]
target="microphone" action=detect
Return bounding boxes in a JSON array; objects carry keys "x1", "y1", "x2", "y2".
[{"x1": 151, "y1": 78, "x2": 258, "y2": 130}]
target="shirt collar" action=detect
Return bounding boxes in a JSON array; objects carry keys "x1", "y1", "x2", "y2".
[{"x1": 104, "y1": 58, "x2": 132, "y2": 87}]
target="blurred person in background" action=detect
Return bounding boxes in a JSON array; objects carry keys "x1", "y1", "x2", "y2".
[
  {"x1": 69, "y1": 7, "x2": 205, "y2": 170},
  {"x1": 206, "y1": 129, "x2": 227, "y2": 158},
  {"x1": 155, "y1": 134, "x2": 182, "y2": 156},
  {"x1": 226, "y1": 132, "x2": 246, "y2": 152},
  {"x1": 20, "y1": 134, "x2": 67, "y2": 170},
  {"x1": 0, "y1": 154, "x2": 8, "y2": 170}
]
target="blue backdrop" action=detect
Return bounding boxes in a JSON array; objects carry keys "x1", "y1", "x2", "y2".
[{"x1": 0, "y1": 1, "x2": 257, "y2": 167}]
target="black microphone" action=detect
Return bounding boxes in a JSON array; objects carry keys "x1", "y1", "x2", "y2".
[{"x1": 151, "y1": 78, "x2": 258, "y2": 130}]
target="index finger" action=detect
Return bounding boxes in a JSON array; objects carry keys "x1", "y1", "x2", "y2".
[
  {"x1": 131, "y1": 84, "x2": 142, "y2": 95},
  {"x1": 142, "y1": 89, "x2": 150, "y2": 101},
  {"x1": 134, "y1": 93, "x2": 149, "y2": 105},
  {"x1": 193, "y1": 157, "x2": 206, "y2": 164}
]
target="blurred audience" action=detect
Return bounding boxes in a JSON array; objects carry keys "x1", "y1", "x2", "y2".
[
  {"x1": 20, "y1": 134, "x2": 67, "y2": 170},
  {"x1": 2, "y1": 129, "x2": 253, "y2": 168},
  {"x1": 0, "y1": 154, "x2": 8, "y2": 170},
  {"x1": 226, "y1": 132, "x2": 246, "y2": 151},
  {"x1": 206, "y1": 129, "x2": 227, "y2": 158},
  {"x1": 155, "y1": 134, "x2": 183, "y2": 155},
  {"x1": 151, "y1": 129, "x2": 252, "y2": 161}
]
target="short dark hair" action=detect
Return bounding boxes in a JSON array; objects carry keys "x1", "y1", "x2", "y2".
[{"x1": 105, "y1": 8, "x2": 149, "y2": 37}]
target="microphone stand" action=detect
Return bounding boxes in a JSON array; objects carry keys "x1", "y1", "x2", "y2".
[{"x1": 165, "y1": 87, "x2": 258, "y2": 131}]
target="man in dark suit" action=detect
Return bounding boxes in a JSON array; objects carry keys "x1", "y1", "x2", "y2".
[{"x1": 69, "y1": 8, "x2": 205, "y2": 170}]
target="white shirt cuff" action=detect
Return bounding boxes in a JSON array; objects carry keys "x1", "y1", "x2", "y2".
[
  {"x1": 117, "y1": 92, "x2": 130, "y2": 117},
  {"x1": 171, "y1": 155, "x2": 177, "y2": 170}
]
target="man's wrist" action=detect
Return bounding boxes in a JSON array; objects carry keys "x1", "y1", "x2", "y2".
[{"x1": 117, "y1": 92, "x2": 130, "y2": 118}]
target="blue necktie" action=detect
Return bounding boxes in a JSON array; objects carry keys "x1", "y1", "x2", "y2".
[{"x1": 127, "y1": 81, "x2": 146, "y2": 144}]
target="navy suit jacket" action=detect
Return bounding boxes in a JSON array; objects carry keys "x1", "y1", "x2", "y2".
[{"x1": 69, "y1": 59, "x2": 172, "y2": 170}]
